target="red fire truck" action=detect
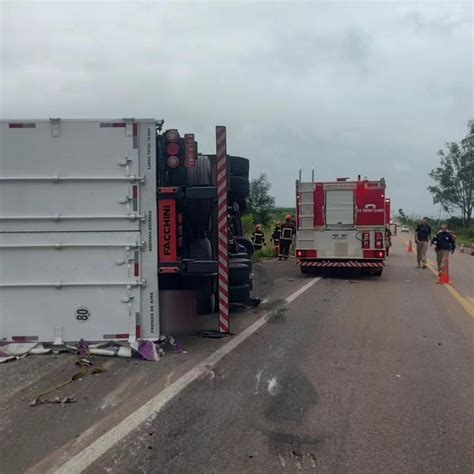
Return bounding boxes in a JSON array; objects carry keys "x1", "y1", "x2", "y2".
[{"x1": 295, "y1": 176, "x2": 387, "y2": 276}]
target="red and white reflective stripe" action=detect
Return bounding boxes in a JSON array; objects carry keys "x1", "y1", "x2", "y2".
[
  {"x1": 99, "y1": 122, "x2": 126, "y2": 128},
  {"x1": 11, "y1": 335, "x2": 39, "y2": 342},
  {"x1": 8, "y1": 123, "x2": 36, "y2": 129},
  {"x1": 216, "y1": 126, "x2": 229, "y2": 333},
  {"x1": 133, "y1": 123, "x2": 138, "y2": 149},
  {"x1": 300, "y1": 261, "x2": 384, "y2": 268}
]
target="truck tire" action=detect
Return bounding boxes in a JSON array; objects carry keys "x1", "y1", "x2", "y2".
[
  {"x1": 229, "y1": 258, "x2": 252, "y2": 274},
  {"x1": 230, "y1": 176, "x2": 250, "y2": 196},
  {"x1": 234, "y1": 237, "x2": 254, "y2": 257},
  {"x1": 229, "y1": 252, "x2": 250, "y2": 259},
  {"x1": 229, "y1": 156, "x2": 249, "y2": 177},
  {"x1": 229, "y1": 283, "x2": 250, "y2": 304},
  {"x1": 371, "y1": 269, "x2": 383, "y2": 277},
  {"x1": 229, "y1": 262, "x2": 251, "y2": 284}
]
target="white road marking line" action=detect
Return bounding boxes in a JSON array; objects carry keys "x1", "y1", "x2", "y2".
[
  {"x1": 286, "y1": 277, "x2": 320, "y2": 304},
  {"x1": 52, "y1": 277, "x2": 321, "y2": 474}
]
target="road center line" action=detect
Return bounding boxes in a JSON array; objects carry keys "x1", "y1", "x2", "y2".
[{"x1": 52, "y1": 277, "x2": 321, "y2": 474}]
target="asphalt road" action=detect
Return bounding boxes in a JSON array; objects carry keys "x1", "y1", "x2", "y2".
[
  {"x1": 88, "y1": 237, "x2": 473, "y2": 473},
  {"x1": 1, "y1": 237, "x2": 472, "y2": 473}
]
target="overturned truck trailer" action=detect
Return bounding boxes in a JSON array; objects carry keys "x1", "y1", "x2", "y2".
[{"x1": 0, "y1": 119, "x2": 252, "y2": 343}]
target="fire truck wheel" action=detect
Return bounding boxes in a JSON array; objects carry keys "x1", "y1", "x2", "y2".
[
  {"x1": 234, "y1": 237, "x2": 254, "y2": 257},
  {"x1": 229, "y1": 283, "x2": 251, "y2": 304},
  {"x1": 371, "y1": 269, "x2": 383, "y2": 277},
  {"x1": 229, "y1": 156, "x2": 249, "y2": 177},
  {"x1": 229, "y1": 263, "x2": 251, "y2": 284},
  {"x1": 230, "y1": 176, "x2": 250, "y2": 196},
  {"x1": 300, "y1": 266, "x2": 314, "y2": 274}
]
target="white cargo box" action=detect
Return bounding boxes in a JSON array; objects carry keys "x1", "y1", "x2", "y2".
[{"x1": 0, "y1": 119, "x2": 160, "y2": 342}]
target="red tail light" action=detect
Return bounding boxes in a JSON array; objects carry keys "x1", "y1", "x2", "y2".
[
  {"x1": 375, "y1": 250, "x2": 385, "y2": 258},
  {"x1": 296, "y1": 249, "x2": 317, "y2": 258},
  {"x1": 362, "y1": 232, "x2": 370, "y2": 249},
  {"x1": 375, "y1": 232, "x2": 384, "y2": 249}
]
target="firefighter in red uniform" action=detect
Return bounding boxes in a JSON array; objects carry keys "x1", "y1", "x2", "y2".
[{"x1": 279, "y1": 215, "x2": 295, "y2": 261}]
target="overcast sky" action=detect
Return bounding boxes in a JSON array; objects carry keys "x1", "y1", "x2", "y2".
[{"x1": 1, "y1": 0, "x2": 472, "y2": 216}]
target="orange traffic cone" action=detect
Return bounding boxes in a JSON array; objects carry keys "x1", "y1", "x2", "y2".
[
  {"x1": 437, "y1": 255, "x2": 451, "y2": 285},
  {"x1": 407, "y1": 240, "x2": 414, "y2": 253}
]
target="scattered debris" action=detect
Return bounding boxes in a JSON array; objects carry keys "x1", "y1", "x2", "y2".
[
  {"x1": 0, "y1": 342, "x2": 50, "y2": 363},
  {"x1": 1, "y1": 336, "x2": 178, "y2": 364}
]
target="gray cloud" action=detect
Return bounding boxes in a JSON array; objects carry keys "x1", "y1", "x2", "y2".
[{"x1": 1, "y1": 0, "x2": 472, "y2": 217}]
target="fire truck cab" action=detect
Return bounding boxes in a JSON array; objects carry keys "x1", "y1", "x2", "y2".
[{"x1": 296, "y1": 176, "x2": 387, "y2": 276}]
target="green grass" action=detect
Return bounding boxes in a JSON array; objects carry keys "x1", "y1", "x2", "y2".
[
  {"x1": 252, "y1": 245, "x2": 277, "y2": 262},
  {"x1": 454, "y1": 228, "x2": 474, "y2": 247}
]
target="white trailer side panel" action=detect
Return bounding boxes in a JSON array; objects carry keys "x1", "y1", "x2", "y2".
[{"x1": 0, "y1": 119, "x2": 159, "y2": 342}]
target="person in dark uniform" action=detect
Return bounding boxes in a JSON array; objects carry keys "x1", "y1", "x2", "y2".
[
  {"x1": 279, "y1": 215, "x2": 295, "y2": 261},
  {"x1": 415, "y1": 217, "x2": 431, "y2": 268},
  {"x1": 251, "y1": 224, "x2": 265, "y2": 251},
  {"x1": 431, "y1": 224, "x2": 456, "y2": 274},
  {"x1": 385, "y1": 226, "x2": 392, "y2": 256},
  {"x1": 271, "y1": 222, "x2": 282, "y2": 257}
]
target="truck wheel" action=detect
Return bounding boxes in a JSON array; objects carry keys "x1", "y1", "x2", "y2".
[
  {"x1": 230, "y1": 176, "x2": 250, "y2": 196},
  {"x1": 229, "y1": 262, "x2": 251, "y2": 284},
  {"x1": 371, "y1": 269, "x2": 383, "y2": 277},
  {"x1": 229, "y1": 252, "x2": 250, "y2": 259},
  {"x1": 229, "y1": 257, "x2": 252, "y2": 271},
  {"x1": 229, "y1": 156, "x2": 249, "y2": 177},
  {"x1": 234, "y1": 237, "x2": 254, "y2": 257},
  {"x1": 229, "y1": 283, "x2": 250, "y2": 304},
  {"x1": 300, "y1": 266, "x2": 313, "y2": 274}
]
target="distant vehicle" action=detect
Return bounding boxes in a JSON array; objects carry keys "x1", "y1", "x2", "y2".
[{"x1": 400, "y1": 225, "x2": 410, "y2": 232}]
